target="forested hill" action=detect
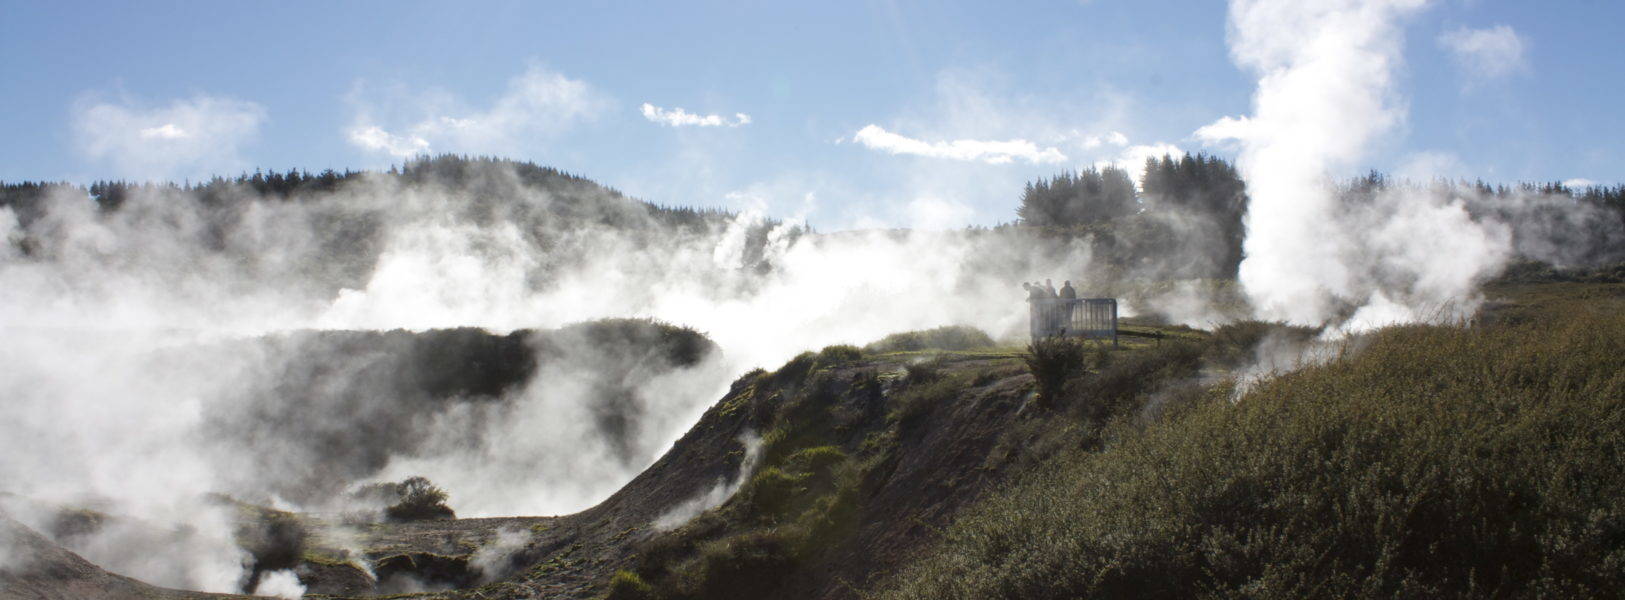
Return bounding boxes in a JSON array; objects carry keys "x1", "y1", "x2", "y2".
[
  {"x1": 0, "y1": 156, "x2": 807, "y2": 305},
  {"x1": 0, "y1": 155, "x2": 752, "y2": 234}
]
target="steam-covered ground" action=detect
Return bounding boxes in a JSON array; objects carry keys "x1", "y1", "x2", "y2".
[
  {"x1": 1, "y1": 147, "x2": 1621, "y2": 595},
  {"x1": 1, "y1": 3, "x2": 1622, "y2": 594},
  {"x1": 0, "y1": 158, "x2": 1109, "y2": 593}
]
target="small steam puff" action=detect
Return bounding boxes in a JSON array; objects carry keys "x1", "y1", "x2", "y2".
[
  {"x1": 470, "y1": 526, "x2": 534, "y2": 584},
  {"x1": 652, "y1": 431, "x2": 764, "y2": 531},
  {"x1": 1230, "y1": 330, "x2": 1354, "y2": 400},
  {"x1": 252, "y1": 569, "x2": 306, "y2": 599}
]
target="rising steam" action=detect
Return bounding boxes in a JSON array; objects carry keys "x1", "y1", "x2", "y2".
[
  {"x1": 0, "y1": 160, "x2": 1097, "y2": 591},
  {"x1": 3, "y1": 3, "x2": 1617, "y2": 593},
  {"x1": 1200, "y1": 0, "x2": 1514, "y2": 329}
]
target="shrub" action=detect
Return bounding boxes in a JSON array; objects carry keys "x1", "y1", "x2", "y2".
[
  {"x1": 1070, "y1": 340, "x2": 1203, "y2": 424},
  {"x1": 863, "y1": 326, "x2": 996, "y2": 353},
  {"x1": 902, "y1": 357, "x2": 945, "y2": 384},
  {"x1": 1206, "y1": 320, "x2": 1319, "y2": 367},
  {"x1": 772, "y1": 352, "x2": 818, "y2": 386},
  {"x1": 814, "y1": 344, "x2": 864, "y2": 368},
  {"x1": 1022, "y1": 336, "x2": 1088, "y2": 408},
  {"x1": 673, "y1": 530, "x2": 799, "y2": 600},
  {"x1": 879, "y1": 304, "x2": 1625, "y2": 599},
  {"x1": 384, "y1": 476, "x2": 456, "y2": 522},
  {"x1": 605, "y1": 569, "x2": 656, "y2": 600},
  {"x1": 742, "y1": 467, "x2": 809, "y2": 520},
  {"x1": 785, "y1": 446, "x2": 848, "y2": 476},
  {"x1": 889, "y1": 373, "x2": 966, "y2": 427}
]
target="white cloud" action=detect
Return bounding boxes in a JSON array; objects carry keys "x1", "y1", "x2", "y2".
[
  {"x1": 1396, "y1": 150, "x2": 1468, "y2": 181},
  {"x1": 850, "y1": 124, "x2": 1068, "y2": 165},
  {"x1": 1095, "y1": 142, "x2": 1182, "y2": 174},
  {"x1": 641, "y1": 103, "x2": 751, "y2": 127},
  {"x1": 1438, "y1": 24, "x2": 1527, "y2": 83},
  {"x1": 138, "y1": 123, "x2": 188, "y2": 140},
  {"x1": 1563, "y1": 178, "x2": 1598, "y2": 189},
  {"x1": 72, "y1": 93, "x2": 266, "y2": 180},
  {"x1": 1194, "y1": 115, "x2": 1251, "y2": 146},
  {"x1": 1076, "y1": 130, "x2": 1129, "y2": 149},
  {"x1": 347, "y1": 65, "x2": 608, "y2": 157},
  {"x1": 347, "y1": 125, "x2": 431, "y2": 158},
  {"x1": 905, "y1": 195, "x2": 976, "y2": 230}
]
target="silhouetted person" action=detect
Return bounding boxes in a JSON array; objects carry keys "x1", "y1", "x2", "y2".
[
  {"x1": 1024, "y1": 282, "x2": 1045, "y2": 301},
  {"x1": 1059, "y1": 280, "x2": 1077, "y2": 299},
  {"x1": 1044, "y1": 279, "x2": 1058, "y2": 298}
]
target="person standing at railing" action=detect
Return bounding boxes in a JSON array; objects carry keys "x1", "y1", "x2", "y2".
[
  {"x1": 1057, "y1": 280, "x2": 1078, "y2": 334},
  {"x1": 1023, "y1": 282, "x2": 1048, "y2": 339},
  {"x1": 1023, "y1": 282, "x2": 1046, "y2": 301}
]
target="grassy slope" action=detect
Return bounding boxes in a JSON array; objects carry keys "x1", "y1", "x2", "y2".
[
  {"x1": 12, "y1": 285, "x2": 1618, "y2": 599},
  {"x1": 596, "y1": 344, "x2": 1043, "y2": 600},
  {"x1": 878, "y1": 283, "x2": 1625, "y2": 599}
]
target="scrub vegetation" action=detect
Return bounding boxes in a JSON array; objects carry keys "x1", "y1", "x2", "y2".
[{"x1": 878, "y1": 285, "x2": 1625, "y2": 599}]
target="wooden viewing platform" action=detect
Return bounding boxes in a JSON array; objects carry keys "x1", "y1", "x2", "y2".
[{"x1": 1028, "y1": 297, "x2": 1118, "y2": 345}]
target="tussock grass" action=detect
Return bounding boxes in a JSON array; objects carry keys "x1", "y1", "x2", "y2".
[
  {"x1": 814, "y1": 344, "x2": 864, "y2": 369},
  {"x1": 1205, "y1": 320, "x2": 1319, "y2": 367},
  {"x1": 889, "y1": 372, "x2": 969, "y2": 427},
  {"x1": 880, "y1": 301, "x2": 1625, "y2": 599},
  {"x1": 864, "y1": 325, "x2": 996, "y2": 354},
  {"x1": 1068, "y1": 340, "x2": 1204, "y2": 424},
  {"x1": 606, "y1": 569, "x2": 655, "y2": 600},
  {"x1": 1022, "y1": 337, "x2": 1088, "y2": 408},
  {"x1": 902, "y1": 356, "x2": 946, "y2": 384}
]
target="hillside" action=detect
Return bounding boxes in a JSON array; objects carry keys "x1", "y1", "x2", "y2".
[
  {"x1": 3, "y1": 282, "x2": 1621, "y2": 599},
  {"x1": 0, "y1": 155, "x2": 802, "y2": 309},
  {"x1": 0, "y1": 514, "x2": 238, "y2": 600}
]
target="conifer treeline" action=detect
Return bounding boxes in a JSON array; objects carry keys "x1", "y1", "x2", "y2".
[
  {"x1": 1016, "y1": 166, "x2": 1138, "y2": 227},
  {"x1": 1016, "y1": 153, "x2": 1624, "y2": 278}
]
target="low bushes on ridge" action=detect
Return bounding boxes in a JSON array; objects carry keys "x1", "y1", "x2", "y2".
[
  {"x1": 864, "y1": 325, "x2": 995, "y2": 354},
  {"x1": 879, "y1": 303, "x2": 1625, "y2": 599}
]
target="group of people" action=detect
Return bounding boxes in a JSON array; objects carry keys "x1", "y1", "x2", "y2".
[{"x1": 1022, "y1": 278, "x2": 1077, "y2": 301}]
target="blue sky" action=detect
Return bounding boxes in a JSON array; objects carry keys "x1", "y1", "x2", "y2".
[{"x1": 1, "y1": 0, "x2": 1619, "y2": 228}]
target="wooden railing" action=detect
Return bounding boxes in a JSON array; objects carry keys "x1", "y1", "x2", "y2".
[{"x1": 1028, "y1": 297, "x2": 1118, "y2": 345}]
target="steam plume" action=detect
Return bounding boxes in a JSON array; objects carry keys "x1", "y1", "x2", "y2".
[{"x1": 1199, "y1": 0, "x2": 1521, "y2": 329}]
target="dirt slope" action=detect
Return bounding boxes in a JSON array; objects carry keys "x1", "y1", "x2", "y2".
[
  {"x1": 6, "y1": 334, "x2": 1092, "y2": 599},
  {"x1": 0, "y1": 514, "x2": 241, "y2": 600},
  {"x1": 283, "y1": 346, "x2": 1052, "y2": 600}
]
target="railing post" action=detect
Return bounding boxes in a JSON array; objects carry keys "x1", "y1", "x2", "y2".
[{"x1": 1111, "y1": 298, "x2": 1118, "y2": 348}]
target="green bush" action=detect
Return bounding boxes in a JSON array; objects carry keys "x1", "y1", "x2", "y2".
[
  {"x1": 742, "y1": 467, "x2": 809, "y2": 520},
  {"x1": 864, "y1": 326, "x2": 996, "y2": 353},
  {"x1": 1022, "y1": 336, "x2": 1088, "y2": 408},
  {"x1": 889, "y1": 373, "x2": 966, "y2": 427},
  {"x1": 881, "y1": 304, "x2": 1625, "y2": 599},
  {"x1": 814, "y1": 344, "x2": 864, "y2": 368},
  {"x1": 1069, "y1": 340, "x2": 1203, "y2": 424},
  {"x1": 1206, "y1": 320, "x2": 1319, "y2": 367},
  {"x1": 772, "y1": 351, "x2": 818, "y2": 386},
  {"x1": 902, "y1": 355, "x2": 948, "y2": 384},
  {"x1": 785, "y1": 445, "x2": 847, "y2": 476},
  {"x1": 383, "y1": 476, "x2": 456, "y2": 522},
  {"x1": 672, "y1": 530, "x2": 799, "y2": 600},
  {"x1": 605, "y1": 569, "x2": 656, "y2": 600}
]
